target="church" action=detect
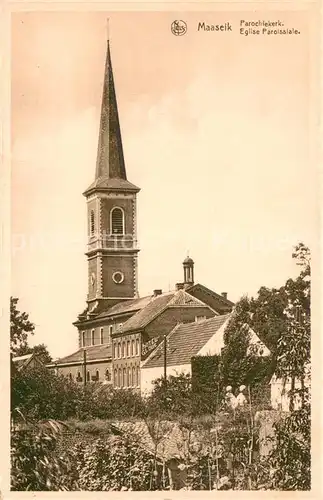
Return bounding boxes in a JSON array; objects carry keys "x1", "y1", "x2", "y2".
[{"x1": 49, "y1": 39, "x2": 242, "y2": 390}]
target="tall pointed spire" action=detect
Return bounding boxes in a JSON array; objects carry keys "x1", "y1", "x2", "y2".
[
  {"x1": 96, "y1": 40, "x2": 127, "y2": 180},
  {"x1": 84, "y1": 37, "x2": 139, "y2": 196}
]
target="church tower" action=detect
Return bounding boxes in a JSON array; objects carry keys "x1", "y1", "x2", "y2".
[{"x1": 83, "y1": 40, "x2": 140, "y2": 314}]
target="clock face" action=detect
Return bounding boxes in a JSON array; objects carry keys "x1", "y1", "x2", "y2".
[{"x1": 112, "y1": 271, "x2": 124, "y2": 284}]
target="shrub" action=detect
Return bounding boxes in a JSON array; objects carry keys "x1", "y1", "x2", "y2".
[
  {"x1": 12, "y1": 365, "x2": 83, "y2": 421},
  {"x1": 11, "y1": 419, "x2": 78, "y2": 491}
]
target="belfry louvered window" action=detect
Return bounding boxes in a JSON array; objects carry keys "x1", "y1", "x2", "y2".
[
  {"x1": 90, "y1": 210, "x2": 95, "y2": 236},
  {"x1": 111, "y1": 207, "x2": 124, "y2": 235}
]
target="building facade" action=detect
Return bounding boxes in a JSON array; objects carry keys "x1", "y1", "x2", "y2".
[{"x1": 49, "y1": 39, "x2": 235, "y2": 388}]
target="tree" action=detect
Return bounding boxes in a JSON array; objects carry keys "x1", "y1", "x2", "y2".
[
  {"x1": 268, "y1": 243, "x2": 311, "y2": 490},
  {"x1": 10, "y1": 297, "x2": 35, "y2": 355},
  {"x1": 275, "y1": 242, "x2": 311, "y2": 409},
  {"x1": 249, "y1": 286, "x2": 288, "y2": 354}
]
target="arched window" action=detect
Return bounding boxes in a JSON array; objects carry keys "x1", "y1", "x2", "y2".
[
  {"x1": 91, "y1": 329, "x2": 95, "y2": 346},
  {"x1": 128, "y1": 367, "x2": 131, "y2": 387},
  {"x1": 81, "y1": 331, "x2": 85, "y2": 347},
  {"x1": 131, "y1": 340, "x2": 135, "y2": 357},
  {"x1": 96, "y1": 370, "x2": 100, "y2": 381},
  {"x1": 123, "y1": 368, "x2": 126, "y2": 388},
  {"x1": 132, "y1": 367, "x2": 135, "y2": 387},
  {"x1": 118, "y1": 368, "x2": 122, "y2": 388},
  {"x1": 114, "y1": 369, "x2": 117, "y2": 386},
  {"x1": 111, "y1": 207, "x2": 124, "y2": 235},
  {"x1": 123, "y1": 341, "x2": 126, "y2": 358},
  {"x1": 136, "y1": 366, "x2": 140, "y2": 387},
  {"x1": 77, "y1": 371, "x2": 82, "y2": 383},
  {"x1": 136, "y1": 339, "x2": 140, "y2": 356},
  {"x1": 90, "y1": 210, "x2": 95, "y2": 236},
  {"x1": 87, "y1": 371, "x2": 90, "y2": 382},
  {"x1": 105, "y1": 369, "x2": 111, "y2": 381}
]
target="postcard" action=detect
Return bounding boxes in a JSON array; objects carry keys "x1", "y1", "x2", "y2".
[{"x1": 1, "y1": 1, "x2": 320, "y2": 496}]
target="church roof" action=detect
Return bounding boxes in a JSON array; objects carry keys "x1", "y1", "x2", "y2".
[
  {"x1": 96, "y1": 294, "x2": 154, "y2": 319},
  {"x1": 142, "y1": 314, "x2": 230, "y2": 369},
  {"x1": 84, "y1": 41, "x2": 139, "y2": 196},
  {"x1": 53, "y1": 344, "x2": 112, "y2": 366},
  {"x1": 120, "y1": 289, "x2": 213, "y2": 334},
  {"x1": 120, "y1": 292, "x2": 175, "y2": 333},
  {"x1": 84, "y1": 177, "x2": 139, "y2": 194}
]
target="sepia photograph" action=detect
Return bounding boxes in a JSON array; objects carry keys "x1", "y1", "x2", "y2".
[{"x1": 7, "y1": 5, "x2": 318, "y2": 492}]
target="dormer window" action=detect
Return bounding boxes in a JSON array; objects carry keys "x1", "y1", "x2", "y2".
[
  {"x1": 111, "y1": 207, "x2": 124, "y2": 235},
  {"x1": 90, "y1": 210, "x2": 95, "y2": 236}
]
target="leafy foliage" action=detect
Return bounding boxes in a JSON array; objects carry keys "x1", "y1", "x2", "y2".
[
  {"x1": 267, "y1": 243, "x2": 311, "y2": 489},
  {"x1": 146, "y1": 373, "x2": 194, "y2": 417},
  {"x1": 10, "y1": 297, "x2": 35, "y2": 355},
  {"x1": 269, "y1": 396, "x2": 311, "y2": 490},
  {"x1": 11, "y1": 365, "x2": 144, "y2": 422},
  {"x1": 221, "y1": 296, "x2": 274, "y2": 398},
  {"x1": 11, "y1": 418, "x2": 78, "y2": 491}
]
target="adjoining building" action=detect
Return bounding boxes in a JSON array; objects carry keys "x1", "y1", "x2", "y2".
[
  {"x1": 141, "y1": 314, "x2": 270, "y2": 395},
  {"x1": 12, "y1": 353, "x2": 45, "y2": 372}
]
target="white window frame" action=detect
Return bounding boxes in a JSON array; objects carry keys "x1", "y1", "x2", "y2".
[{"x1": 110, "y1": 206, "x2": 125, "y2": 235}]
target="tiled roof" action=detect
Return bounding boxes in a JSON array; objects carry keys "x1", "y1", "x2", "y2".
[
  {"x1": 54, "y1": 344, "x2": 112, "y2": 365},
  {"x1": 120, "y1": 289, "x2": 214, "y2": 334},
  {"x1": 12, "y1": 353, "x2": 34, "y2": 370},
  {"x1": 143, "y1": 314, "x2": 230, "y2": 369},
  {"x1": 97, "y1": 295, "x2": 153, "y2": 319},
  {"x1": 121, "y1": 292, "x2": 175, "y2": 333},
  {"x1": 167, "y1": 289, "x2": 210, "y2": 307},
  {"x1": 188, "y1": 283, "x2": 235, "y2": 307}
]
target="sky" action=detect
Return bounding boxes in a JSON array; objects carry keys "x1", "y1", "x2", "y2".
[{"x1": 11, "y1": 10, "x2": 317, "y2": 358}]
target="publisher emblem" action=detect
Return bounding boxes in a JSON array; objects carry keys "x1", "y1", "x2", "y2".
[{"x1": 171, "y1": 20, "x2": 187, "y2": 36}]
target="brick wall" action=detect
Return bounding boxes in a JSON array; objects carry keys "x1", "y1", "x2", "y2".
[
  {"x1": 101, "y1": 197, "x2": 135, "y2": 236},
  {"x1": 56, "y1": 360, "x2": 112, "y2": 384},
  {"x1": 101, "y1": 254, "x2": 136, "y2": 298},
  {"x1": 145, "y1": 306, "x2": 215, "y2": 338}
]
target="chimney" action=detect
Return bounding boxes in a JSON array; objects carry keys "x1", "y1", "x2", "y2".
[
  {"x1": 153, "y1": 289, "x2": 162, "y2": 297},
  {"x1": 176, "y1": 283, "x2": 184, "y2": 291},
  {"x1": 221, "y1": 292, "x2": 228, "y2": 300}
]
